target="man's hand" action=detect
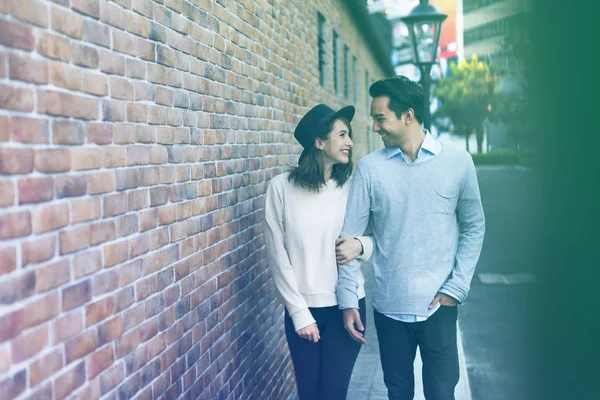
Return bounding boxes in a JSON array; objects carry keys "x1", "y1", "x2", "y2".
[
  {"x1": 297, "y1": 323, "x2": 320, "y2": 343},
  {"x1": 429, "y1": 293, "x2": 458, "y2": 309},
  {"x1": 336, "y1": 237, "x2": 363, "y2": 264},
  {"x1": 343, "y1": 309, "x2": 366, "y2": 344}
]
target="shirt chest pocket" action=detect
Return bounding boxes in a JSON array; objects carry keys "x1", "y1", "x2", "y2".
[{"x1": 433, "y1": 187, "x2": 457, "y2": 214}]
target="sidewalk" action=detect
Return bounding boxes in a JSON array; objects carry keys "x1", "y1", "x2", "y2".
[{"x1": 347, "y1": 261, "x2": 472, "y2": 400}]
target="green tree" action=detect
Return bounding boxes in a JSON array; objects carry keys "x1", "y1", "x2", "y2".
[{"x1": 434, "y1": 55, "x2": 501, "y2": 153}]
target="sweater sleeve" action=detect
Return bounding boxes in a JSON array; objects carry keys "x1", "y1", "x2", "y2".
[
  {"x1": 337, "y1": 166, "x2": 371, "y2": 309},
  {"x1": 439, "y1": 155, "x2": 486, "y2": 303},
  {"x1": 355, "y1": 235, "x2": 374, "y2": 261},
  {"x1": 263, "y1": 178, "x2": 316, "y2": 331}
]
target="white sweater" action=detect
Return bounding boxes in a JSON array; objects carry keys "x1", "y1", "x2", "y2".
[{"x1": 264, "y1": 172, "x2": 373, "y2": 331}]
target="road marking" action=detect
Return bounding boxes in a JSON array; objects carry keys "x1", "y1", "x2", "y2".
[{"x1": 478, "y1": 273, "x2": 536, "y2": 285}]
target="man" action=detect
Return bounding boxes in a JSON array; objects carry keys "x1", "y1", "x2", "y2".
[{"x1": 337, "y1": 76, "x2": 485, "y2": 400}]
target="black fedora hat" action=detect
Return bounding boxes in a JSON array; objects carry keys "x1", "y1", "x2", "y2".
[{"x1": 294, "y1": 104, "x2": 355, "y2": 150}]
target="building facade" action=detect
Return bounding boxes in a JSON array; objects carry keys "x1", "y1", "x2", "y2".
[{"x1": 0, "y1": 1, "x2": 392, "y2": 399}]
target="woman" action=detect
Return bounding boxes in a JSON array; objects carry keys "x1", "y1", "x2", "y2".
[{"x1": 263, "y1": 104, "x2": 372, "y2": 400}]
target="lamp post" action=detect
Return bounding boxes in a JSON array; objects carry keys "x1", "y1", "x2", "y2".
[{"x1": 400, "y1": 0, "x2": 447, "y2": 132}]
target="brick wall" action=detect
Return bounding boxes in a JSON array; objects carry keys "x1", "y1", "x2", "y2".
[{"x1": 0, "y1": 0, "x2": 389, "y2": 399}]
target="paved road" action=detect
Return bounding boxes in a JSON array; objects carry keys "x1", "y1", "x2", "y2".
[{"x1": 459, "y1": 166, "x2": 541, "y2": 400}]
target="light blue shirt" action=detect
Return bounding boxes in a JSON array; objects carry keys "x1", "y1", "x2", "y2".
[{"x1": 386, "y1": 131, "x2": 443, "y2": 322}]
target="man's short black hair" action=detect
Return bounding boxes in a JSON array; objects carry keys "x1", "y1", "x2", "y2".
[{"x1": 369, "y1": 76, "x2": 425, "y2": 124}]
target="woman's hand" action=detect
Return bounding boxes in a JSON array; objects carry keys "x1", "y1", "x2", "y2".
[
  {"x1": 297, "y1": 323, "x2": 320, "y2": 343},
  {"x1": 335, "y1": 237, "x2": 363, "y2": 264}
]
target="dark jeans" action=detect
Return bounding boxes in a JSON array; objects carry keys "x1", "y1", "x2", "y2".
[
  {"x1": 285, "y1": 298, "x2": 366, "y2": 400},
  {"x1": 374, "y1": 306, "x2": 459, "y2": 400}
]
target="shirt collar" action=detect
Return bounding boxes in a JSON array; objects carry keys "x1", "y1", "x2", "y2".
[{"x1": 385, "y1": 130, "x2": 441, "y2": 160}]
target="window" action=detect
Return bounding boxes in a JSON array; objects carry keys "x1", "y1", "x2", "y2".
[
  {"x1": 352, "y1": 56, "x2": 358, "y2": 104},
  {"x1": 464, "y1": 0, "x2": 504, "y2": 14},
  {"x1": 343, "y1": 45, "x2": 349, "y2": 98},
  {"x1": 333, "y1": 31, "x2": 339, "y2": 94},
  {"x1": 317, "y1": 13, "x2": 326, "y2": 87},
  {"x1": 464, "y1": 13, "x2": 525, "y2": 46}
]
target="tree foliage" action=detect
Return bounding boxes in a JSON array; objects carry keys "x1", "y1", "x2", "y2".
[{"x1": 433, "y1": 55, "x2": 501, "y2": 153}]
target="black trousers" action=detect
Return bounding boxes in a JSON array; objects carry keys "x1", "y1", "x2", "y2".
[
  {"x1": 285, "y1": 298, "x2": 366, "y2": 400},
  {"x1": 373, "y1": 306, "x2": 459, "y2": 400}
]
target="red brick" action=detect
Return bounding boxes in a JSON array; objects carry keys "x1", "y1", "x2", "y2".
[
  {"x1": 0, "y1": 343, "x2": 10, "y2": 373},
  {"x1": 99, "y1": 362, "x2": 125, "y2": 395},
  {"x1": 55, "y1": 361, "x2": 86, "y2": 400},
  {"x1": 0, "y1": 309, "x2": 24, "y2": 342},
  {"x1": 35, "y1": 148, "x2": 71, "y2": 173},
  {"x1": 9, "y1": 0, "x2": 48, "y2": 28},
  {"x1": 0, "y1": 246, "x2": 17, "y2": 275},
  {"x1": 38, "y1": 90, "x2": 98, "y2": 120},
  {"x1": 158, "y1": 205, "x2": 177, "y2": 225},
  {"x1": 21, "y1": 234, "x2": 56, "y2": 266},
  {"x1": 102, "y1": 146, "x2": 127, "y2": 168},
  {"x1": 53, "y1": 309, "x2": 84, "y2": 344},
  {"x1": 150, "y1": 186, "x2": 169, "y2": 206},
  {"x1": 129, "y1": 234, "x2": 150, "y2": 258},
  {"x1": 71, "y1": 197, "x2": 101, "y2": 223},
  {"x1": 23, "y1": 381, "x2": 53, "y2": 400},
  {"x1": 86, "y1": 296, "x2": 114, "y2": 326},
  {"x1": 65, "y1": 329, "x2": 98, "y2": 364},
  {"x1": 126, "y1": 103, "x2": 149, "y2": 123},
  {"x1": 115, "y1": 286, "x2": 135, "y2": 313},
  {"x1": 0, "y1": 181, "x2": 14, "y2": 208},
  {"x1": 127, "y1": 145, "x2": 150, "y2": 166},
  {"x1": 104, "y1": 192, "x2": 128, "y2": 217},
  {"x1": 115, "y1": 328, "x2": 141, "y2": 358},
  {"x1": 87, "y1": 170, "x2": 116, "y2": 195},
  {"x1": 86, "y1": 122, "x2": 113, "y2": 145},
  {"x1": 23, "y1": 291, "x2": 60, "y2": 329},
  {"x1": 33, "y1": 202, "x2": 69, "y2": 233},
  {"x1": 51, "y1": 5, "x2": 84, "y2": 39},
  {"x1": 135, "y1": 275, "x2": 157, "y2": 301},
  {"x1": 117, "y1": 214, "x2": 139, "y2": 237},
  {"x1": 49, "y1": 61, "x2": 82, "y2": 91},
  {"x1": 90, "y1": 220, "x2": 116, "y2": 246},
  {"x1": 82, "y1": 71, "x2": 108, "y2": 96},
  {"x1": 0, "y1": 19, "x2": 35, "y2": 50},
  {"x1": 29, "y1": 348, "x2": 63, "y2": 386},
  {"x1": 18, "y1": 176, "x2": 54, "y2": 204},
  {"x1": 38, "y1": 32, "x2": 72, "y2": 61},
  {"x1": 100, "y1": 50, "x2": 124, "y2": 75},
  {"x1": 73, "y1": 0, "x2": 100, "y2": 18},
  {"x1": 35, "y1": 259, "x2": 70, "y2": 293},
  {"x1": 103, "y1": 240, "x2": 129, "y2": 267},
  {"x1": 118, "y1": 259, "x2": 142, "y2": 287},
  {"x1": 110, "y1": 76, "x2": 134, "y2": 100},
  {"x1": 53, "y1": 120, "x2": 85, "y2": 145},
  {"x1": 0, "y1": 84, "x2": 34, "y2": 111},
  {"x1": 149, "y1": 227, "x2": 169, "y2": 250},
  {"x1": 9, "y1": 116, "x2": 49, "y2": 143},
  {"x1": 92, "y1": 269, "x2": 119, "y2": 296},
  {"x1": 0, "y1": 369, "x2": 26, "y2": 399},
  {"x1": 0, "y1": 147, "x2": 34, "y2": 174},
  {"x1": 9, "y1": 53, "x2": 47, "y2": 84},
  {"x1": 0, "y1": 270, "x2": 35, "y2": 304},
  {"x1": 87, "y1": 344, "x2": 114, "y2": 379},
  {"x1": 72, "y1": 43, "x2": 99, "y2": 69},
  {"x1": 73, "y1": 249, "x2": 102, "y2": 278},
  {"x1": 0, "y1": 210, "x2": 31, "y2": 239},
  {"x1": 98, "y1": 315, "x2": 124, "y2": 345},
  {"x1": 128, "y1": 188, "x2": 149, "y2": 210},
  {"x1": 83, "y1": 19, "x2": 110, "y2": 48},
  {"x1": 71, "y1": 147, "x2": 102, "y2": 171},
  {"x1": 140, "y1": 209, "x2": 158, "y2": 232},
  {"x1": 56, "y1": 175, "x2": 87, "y2": 199},
  {"x1": 59, "y1": 225, "x2": 91, "y2": 255},
  {"x1": 62, "y1": 279, "x2": 92, "y2": 311},
  {"x1": 11, "y1": 323, "x2": 48, "y2": 363},
  {"x1": 116, "y1": 168, "x2": 139, "y2": 191}
]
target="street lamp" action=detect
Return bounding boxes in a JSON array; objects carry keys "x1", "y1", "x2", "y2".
[{"x1": 400, "y1": 0, "x2": 447, "y2": 132}]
